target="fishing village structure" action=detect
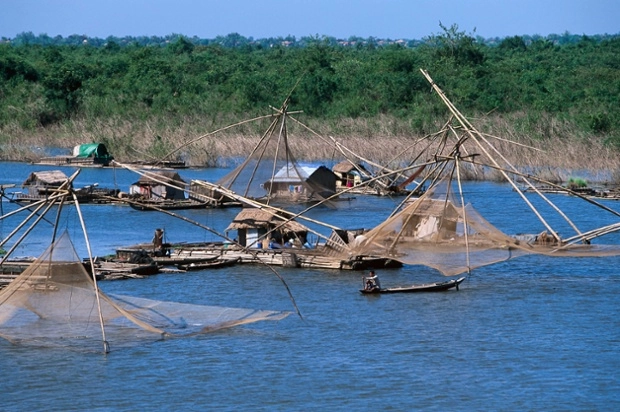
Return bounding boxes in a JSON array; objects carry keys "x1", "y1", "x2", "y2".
[
  {"x1": 332, "y1": 160, "x2": 371, "y2": 193},
  {"x1": 263, "y1": 164, "x2": 337, "y2": 202},
  {"x1": 0, "y1": 169, "x2": 292, "y2": 352},
  {"x1": 113, "y1": 198, "x2": 402, "y2": 272},
  {"x1": 18, "y1": 170, "x2": 70, "y2": 200},
  {"x1": 226, "y1": 208, "x2": 309, "y2": 249},
  {"x1": 8, "y1": 169, "x2": 119, "y2": 204},
  {"x1": 129, "y1": 171, "x2": 187, "y2": 201},
  {"x1": 4, "y1": 70, "x2": 620, "y2": 292},
  {"x1": 36, "y1": 143, "x2": 114, "y2": 167}
]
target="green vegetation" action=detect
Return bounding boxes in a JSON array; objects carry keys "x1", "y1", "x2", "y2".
[{"x1": 1, "y1": 25, "x2": 619, "y2": 166}]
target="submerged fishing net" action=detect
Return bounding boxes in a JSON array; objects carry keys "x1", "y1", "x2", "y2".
[
  {"x1": 351, "y1": 176, "x2": 620, "y2": 276},
  {"x1": 0, "y1": 231, "x2": 289, "y2": 351}
]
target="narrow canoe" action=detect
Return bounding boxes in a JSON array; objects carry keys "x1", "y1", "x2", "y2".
[{"x1": 360, "y1": 277, "x2": 466, "y2": 294}]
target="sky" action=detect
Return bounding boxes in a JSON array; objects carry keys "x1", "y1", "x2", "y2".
[{"x1": 1, "y1": 0, "x2": 619, "y2": 40}]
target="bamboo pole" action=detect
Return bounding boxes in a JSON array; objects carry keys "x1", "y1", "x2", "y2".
[
  {"x1": 0, "y1": 197, "x2": 55, "y2": 249},
  {"x1": 460, "y1": 156, "x2": 620, "y2": 220},
  {"x1": 265, "y1": 108, "x2": 287, "y2": 203},
  {"x1": 241, "y1": 114, "x2": 281, "y2": 198},
  {"x1": 119, "y1": 196, "x2": 303, "y2": 320},
  {"x1": 191, "y1": 180, "x2": 340, "y2": 242},
  {"x1": 420, "y1": 69, "x2": 562, "y2": 241},
  {"x1": 72, "y1": 191, "x2": 110, "y2": 353},
  {"x1": 455, "y1": 155, "x2": 471, "y2": 274},
  {"x1": 0, "y1": 192, "x2": 62, "y2": 262},
  {"x1": 562, "y1": 222, "x2": 620, "y2": 244},
  {"x1": 0, "y1": 171, "x2": 78, "y2": 250},
  {"x1": 160, "y1": 113, "x2": 276, "y2": 162},
  {"x1": 224, "y1": 114, "x2": 279, "y2": 191},
  {"x1": 0, "y1": 190, "x2": 68, "y2": 224}
]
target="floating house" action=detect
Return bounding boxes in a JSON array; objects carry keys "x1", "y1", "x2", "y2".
[
  {"x1": 71, "y1": 143, "x2": 114, "y2": 165},
  {"x1": 189, "y1": 180, "x2": 238, "y2": 206},
  {"x1": 332, "y1": 159, "x2": 422, "y2": 196},
  {"x1": 225, "y1": 208, "x2": 309, "y2": 249},
  {"x1": 10, "y1": 169, "x2": 119, "y2": 204},
  {"x1": 332, "y1": 160, "x2": 371, "y2": 190},
  {"x1": 129, "y1": 171, "x2": 186, "y2": 201},
  {"x1": 262, "y1": 164, "x2": 337, "y2": 202},
  {"x1": 20, "y1": 170, "x2": 71, "y2": 198},
  {"x1": 36, "y1": 143, "x2": 114, "y2": 167}
]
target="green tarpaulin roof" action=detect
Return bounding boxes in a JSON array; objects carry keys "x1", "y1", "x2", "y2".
[{"x1": 73, "y1": 143, "x2": 111, "y2": 158}]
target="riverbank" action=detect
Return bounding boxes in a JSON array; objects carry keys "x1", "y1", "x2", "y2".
[{"x1": 2, "y1": 113, "x2": 619, "y2": 184}]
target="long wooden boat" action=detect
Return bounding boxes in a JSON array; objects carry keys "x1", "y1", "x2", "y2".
[
  {"x1": 177, "y1": 257, "x2": 241, "y2": 271},
  {"x1": 360, "y1": 277, "x2": 466, "y2": 294},
  {"x1": 128, "y1": 199, "x2": 213, "y2": 211},
  {"x1": 150, "y1": 255, "x2": 221, "y2": 265}
]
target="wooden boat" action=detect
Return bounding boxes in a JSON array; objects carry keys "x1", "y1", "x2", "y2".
[
  {"x1": 151, "y1": 255, "x2": 221, "y2": 266},
  {"x1": 360, "y1": 277, "x2": 466, "y2": 294},
  {"x1": 177, "y1": 257, "x2": 241, "y2": 271},
  {"x1": 128, "y1": 199, "x2": 212, "y2": 211},
  {"x1": 83, "y1": 260, "x2": 160, "y2": 280},
  {"x1": 125, "y1": 160, "x2": 188, "y2": 169}
]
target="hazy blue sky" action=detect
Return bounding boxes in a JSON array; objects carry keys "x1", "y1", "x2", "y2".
[{"x1": 1, "y1": 0, "x2": 618, "y2": 40}]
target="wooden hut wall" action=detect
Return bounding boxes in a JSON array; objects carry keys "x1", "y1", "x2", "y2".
[
  {"x1": 129, "y1": 184, "x2": 151, "y2": 198},
  {"x1": 130, "y1": 172, "x2": 186, "y2": 200},
  {"x1": 333, "y1": 161, "x2": 367, "y2": 188},
  {"x1": 151, "y1": 184, "x2": 185, "y2": 200},
  {"x1": 22, "y1": 170, "x2": 70, "y2": 196},
  {"x1": 188, "y1": 182, "x2": 225, "y2": 203},
  {"x1": 335, "y1": 171, "x2": 362, "y2": 188}
]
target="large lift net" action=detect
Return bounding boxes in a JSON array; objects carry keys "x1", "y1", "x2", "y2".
[{"x1": 0, "y1": 231, "x2": 288, "y2": 351}]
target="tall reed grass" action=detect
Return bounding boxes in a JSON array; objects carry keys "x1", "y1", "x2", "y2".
[{"x1": 1, "y1": 113, "x2": 618, "y2": 184}]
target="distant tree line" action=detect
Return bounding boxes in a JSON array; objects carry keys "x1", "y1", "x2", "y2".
[
  {"x1": 1, "y1": 25, "x2": 619, "y2": 145},
  {"x1": 3, "y1": 28, "x2": 617, "y2": 49}
]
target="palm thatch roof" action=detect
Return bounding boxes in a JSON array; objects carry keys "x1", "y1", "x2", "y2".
[
  {"x1": 226, "y1": 208, "x2": 308, "y2": 232},
  {"x1": 332, "y1": 160, "x2": 365, "y2": 174},
  {"x1": 22, "y1": 170, "x2": 69, "y2": 186}
]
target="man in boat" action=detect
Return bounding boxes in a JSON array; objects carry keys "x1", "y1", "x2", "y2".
[{"x1": 364, "y1": 270, "x2": 381, "y2": 291}]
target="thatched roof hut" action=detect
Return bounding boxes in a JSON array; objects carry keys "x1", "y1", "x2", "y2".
[
  {"x1": 332, "y1": 160, "x2": 371, "y2": 189},
  {"x1": 21, "y1": 170, "x2": 71, "y2": 196},
  {"x1": 22, "y1": 170, "x2": 69, "y2": 187},
  {"x1": 226, "y1": 208, "x2": 308, "y2": 248}
]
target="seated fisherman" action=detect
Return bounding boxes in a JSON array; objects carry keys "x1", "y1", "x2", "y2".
[{"x1": 364, "y1": 270, "x2": 380, "y2": 290}]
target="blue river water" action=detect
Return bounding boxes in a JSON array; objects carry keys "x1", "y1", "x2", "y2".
[{"x1": 1, "y1": 161, "x2": 620, "y2": 411}]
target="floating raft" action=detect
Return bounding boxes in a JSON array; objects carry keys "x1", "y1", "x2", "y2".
[{"x1": 115, "y1": 242, "x2": 402, "y2": 271}]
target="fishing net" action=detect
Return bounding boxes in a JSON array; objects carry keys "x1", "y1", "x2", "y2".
[
  {"x1": 349, "y1": 177, "x2": 522, "y2": 276},
  {"x1": 216, "y1": 111, "x2": 337, "y2": 207},
  {"x1": 0, "y1": 231, "x2": 289, "y2": 351},
  {"x1": 350, "y1": 175, "x2": 620, "y2": 276}
]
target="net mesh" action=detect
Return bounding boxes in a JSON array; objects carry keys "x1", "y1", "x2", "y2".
[
  {"x1": 0, "y1": 231, "x2": 289, "y2": 350},
  {"x1": 216, "y1": 113, "x2": 336, "y2": 207},
  {"x1": 351, "y1": 175, "x2": 620, "y2": 276}
]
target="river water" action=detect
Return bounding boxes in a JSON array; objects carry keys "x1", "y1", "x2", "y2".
[{"x1": 1, "y1": 161, "x2": 619, "y2": 411}]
